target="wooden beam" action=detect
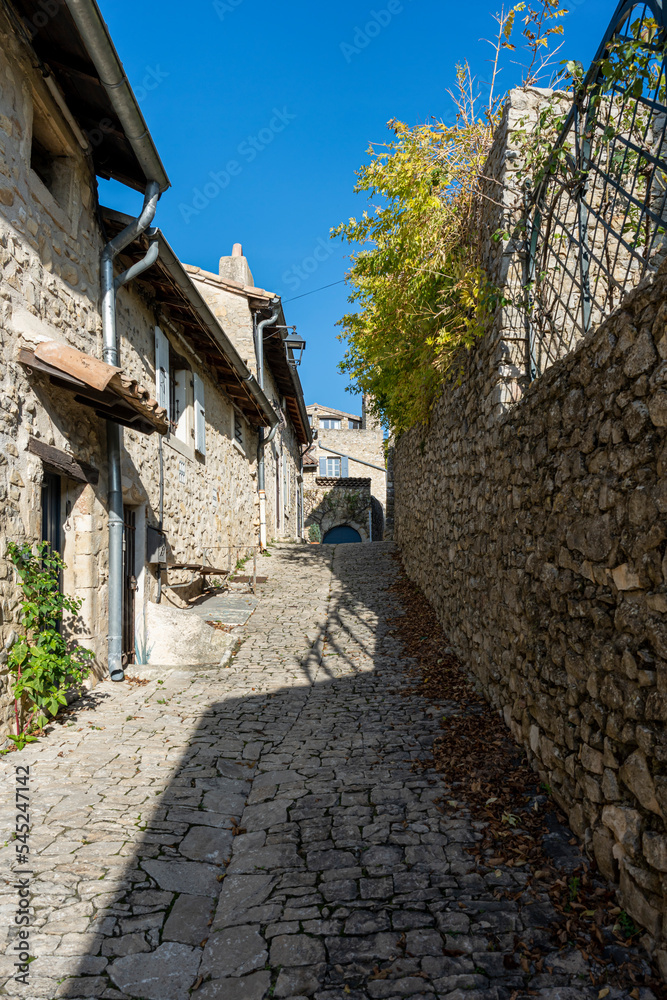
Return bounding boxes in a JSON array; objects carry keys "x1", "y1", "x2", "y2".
[{"x1": 27, "y1": 437, "x2": 99, "y2": 485}]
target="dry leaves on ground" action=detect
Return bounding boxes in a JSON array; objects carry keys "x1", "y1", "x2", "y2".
[{"x1": 390, "y1": 561, "x2": 665, "y2": 997}]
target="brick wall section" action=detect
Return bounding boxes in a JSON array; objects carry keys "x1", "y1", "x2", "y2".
[{"x1": 395, "y1": 253, "x2": 667, "y2": 971}]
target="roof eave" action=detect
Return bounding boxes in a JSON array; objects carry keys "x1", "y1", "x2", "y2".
[{"x1": 63, "y1": 0, "x2": 169, "y2": 192}]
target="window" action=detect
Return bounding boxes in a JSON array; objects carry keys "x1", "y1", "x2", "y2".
[
  {"x1": 233, "y1": 412, "x2": 244, "y2": 447},
  {"x1": 348, "y1": 419, "x2": 361, "y2": 430},
  {"x1": 29, "y1": 91, "x2": 74, "y2": 210},
  {"x1": 170, "y1": 353, "x2": 191, "y2": 444},
  {"x1": 155, "y1": 326, "x2": 205, "y2": 457},
  {"x1": 319, "y1": 455, "x2": 349, "y2": 478},
  {"x1": 321, "y1": 418, "x2": 341, "y2": 429},
  {"x1": 308, "y1": 414, "x2": 313, "y2": 425}
]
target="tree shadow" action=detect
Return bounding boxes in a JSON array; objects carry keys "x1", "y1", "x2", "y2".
[{"x1": 1, "y1": 543, "x2": 618, "y2": 1000}]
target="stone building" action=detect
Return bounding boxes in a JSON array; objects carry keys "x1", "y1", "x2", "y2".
[
  {"x1": 185, "y1": 246, "x2": 311, "y2": 547},
  {"x1": 302, "y1": 398, "x2": 386, "y2": 541},
  {"x1": 0, "y1": 0, "x2": 308, "y2": 729}
]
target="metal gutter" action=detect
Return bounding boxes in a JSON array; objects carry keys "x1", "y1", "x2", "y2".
[
  {"x1": 256, "y1": 297, "x2": 312, "y2": 446},
  {"x1": 63, "y1": 0, "x2": 170, "y2": 193},
  {"x1": 101, "y1": 183, "x2": 160, "y2": 683}
]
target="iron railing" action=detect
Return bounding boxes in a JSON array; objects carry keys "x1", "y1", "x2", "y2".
[{"x1": 524, "y1": 0, "x2": 667, "y2": 378}]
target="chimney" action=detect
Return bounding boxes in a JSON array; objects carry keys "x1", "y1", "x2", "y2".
[
  {"x1": 219, "y1": 243, "x2": 254, "y2": 287},
  {"x1": 362, "y1": 394, "x2": 380, "y2": 431}
]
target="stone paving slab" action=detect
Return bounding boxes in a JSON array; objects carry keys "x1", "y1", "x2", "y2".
[
  {"x1": 189, "y1": 593, "x2": 259, "y2": 626},
  {"x1": 0, "y1": 542, "x2": 654, "y2": 999}
]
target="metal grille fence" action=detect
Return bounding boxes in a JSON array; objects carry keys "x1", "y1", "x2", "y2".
[{"x1": 525, "y1": 0, "x2": 667, "y2": 378}]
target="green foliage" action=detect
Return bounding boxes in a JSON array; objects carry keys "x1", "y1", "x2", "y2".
[
  {"x1": 334, "y1": 1, "x2": 568, "y2": 434},
  {"x1": 308, "y1": 524, "x2": 322, "y2": 543},
  {"x1": 6, "y1": 541, "x2": 94, "y2": 742},
  {"x1": 617, "y1": 910, "x2": 640, "y2": 938},
  {"x1": 334, "y1": 99, "x2": 498, "y2": 433}
]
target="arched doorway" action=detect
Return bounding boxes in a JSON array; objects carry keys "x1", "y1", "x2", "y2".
[{"x1": 322, "y1": 525, "x2": 362, "y2": 544}]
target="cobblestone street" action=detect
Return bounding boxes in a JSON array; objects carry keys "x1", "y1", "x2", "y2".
[{"x1": 0, "y1": 543, "x2": 655, "y2": 1000}]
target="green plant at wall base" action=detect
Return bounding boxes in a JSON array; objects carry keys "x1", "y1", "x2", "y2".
[
  {"x1": 5, "y1": 541, "x2": 93, "y2": 749},
  {"x1": 308, "y1": 524, "x2": 321, "y2": 543}
]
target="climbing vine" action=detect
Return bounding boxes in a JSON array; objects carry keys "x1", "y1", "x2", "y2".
[{"x1": 5, "y1": 541, "x2": 94, "y2": 750}]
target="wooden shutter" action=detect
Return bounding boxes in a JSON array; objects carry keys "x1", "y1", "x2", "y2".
[
  {"x1": 341, "y1": 456, "x2": 349, "y2": 477},
  {"x1": 193, "y1": 373, "x2": 206, "y2": 456},
  {"x1": 155, "y1": 326, "x2": 170, "y2": 421},
  {"x1": 319, "y1": 457, "x2": 326, "y2": 476}
]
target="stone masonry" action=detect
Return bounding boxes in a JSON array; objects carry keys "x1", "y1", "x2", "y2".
[
  {"x1": 394, "y1": 210, "x2": 667, "y2": 970},
  {"x1": 307, "y1": 400, "x2": 387, "y2": 513},
  {"x1": 303, "y1": 477, "x2": 374, "y2": 542},
  {"x1": 0, "y1": 543, "x2": 650, "y2": 999},
  {"x1": 0, "y1": 11, "x2": 306, "y2": 730}
]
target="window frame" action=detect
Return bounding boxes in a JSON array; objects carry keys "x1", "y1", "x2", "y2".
[{"x1": 232, "y1": 409, "x2": 245, "y2": 454}]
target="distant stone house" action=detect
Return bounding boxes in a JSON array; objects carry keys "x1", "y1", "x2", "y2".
[
  {"x1": 185, "y1": 245, "x2": 311, "y2": 546},
  {"x1": 303, "y1": 399, "x2": 386, "y2": 541},
  {"x1": 0, "y1": 0, "x2": 308, "y2": 729}
]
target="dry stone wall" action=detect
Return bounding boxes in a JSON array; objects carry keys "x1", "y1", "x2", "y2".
[
  {"x1": 394, "y1": 85, "x2": 667, "y2": 969},
  {"x1": 395, "y1": 259, "x2": 667, "y2": 970}
]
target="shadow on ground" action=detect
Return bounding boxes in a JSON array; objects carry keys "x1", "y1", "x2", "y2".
[{"x1": 0, "y1": 544, "x2": 656, "y2": 1000}]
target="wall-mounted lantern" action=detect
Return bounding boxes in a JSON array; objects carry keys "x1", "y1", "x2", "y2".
[{"x1": 284, "y1": 329, "x2": 306, "y2": 366}]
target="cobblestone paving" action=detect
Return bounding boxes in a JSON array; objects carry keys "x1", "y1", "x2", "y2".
[{"x1": 0, "y1": 543, "x2": 653, "y2": 1000}]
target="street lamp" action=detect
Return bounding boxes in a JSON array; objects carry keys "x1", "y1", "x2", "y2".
[{"x1": 284, "y1": 329, "x2": 306, "y2": 366}]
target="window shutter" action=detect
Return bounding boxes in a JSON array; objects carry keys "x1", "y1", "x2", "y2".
[
  {"x1": 193, "y1": 373, "x2": 206, "y2": 456},
  {"x1": 155, "y1": 327, "x2": 170, "y2": 421},
  {"x1": 341, "y1": 456, "x2": 349, "y2": 478},
  {"x1": 319, "y1": 457, "x2": 326, "y2": 476}
]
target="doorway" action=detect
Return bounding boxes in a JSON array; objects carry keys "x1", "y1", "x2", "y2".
[
  {"x1": 322, "y1": 525, "x2": 362, "y2": 544},
  {"x1": 41, "y1": 472, "x2": 61, "y2": 554},
  {"x1": 122, "y1": 506, "x2": 136, "y2": 666}
]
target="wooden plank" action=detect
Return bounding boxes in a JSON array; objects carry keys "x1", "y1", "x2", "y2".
[{"x1": 27, "y1": 437, "x2": 99, "y2": 485}]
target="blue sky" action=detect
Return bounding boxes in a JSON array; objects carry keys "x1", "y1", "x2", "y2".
[{"x1": 99, "y1": 0, "x2": 613, "y2": 414}]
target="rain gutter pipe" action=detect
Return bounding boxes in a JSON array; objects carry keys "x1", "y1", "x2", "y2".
[
  {"x1": 101, "y1": 182, "x2": 160, "y2": 682},
  {"x1": 63, "y1": 0, "x2": 170, "y2": 194},
  {"x1": 254, "y1": 301, "x2": 280, "y2": 549}
]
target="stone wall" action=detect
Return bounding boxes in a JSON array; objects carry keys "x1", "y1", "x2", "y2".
[
  {"x1": 0, "y1": 15, "x2": 304, "y2": 730},
  {"x1": 313, "y1": 427, "x2": 386, "y2": 513},
  {"x1": 395, "y1": 246, "x2": 667, "y2": 973},
  {"x1": 303, "y1": 476, "x2": 373, "y2": 541},
  {"x1": 186, "y1": 265, "x2": 304, "y2": 542},
  {"x1": 0, "y1": 10, "x2": 108, "y2": 722}
]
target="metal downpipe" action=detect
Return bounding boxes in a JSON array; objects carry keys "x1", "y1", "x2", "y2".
[
  {"x1": 254, "y1": 303, "x2": 279, "y2": 548},
  {"x1": 102, "y1": 183, "x2": 160, "y2": 682}
]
